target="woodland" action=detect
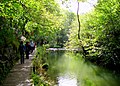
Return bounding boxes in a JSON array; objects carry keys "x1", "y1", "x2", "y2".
[{"x1": 0, "y1": 0, "x2": 120, "y2": 84}]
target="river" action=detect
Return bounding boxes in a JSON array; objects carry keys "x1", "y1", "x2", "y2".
[{"x1": 45, "y1": 50, "x2": 120, "y2": 86}]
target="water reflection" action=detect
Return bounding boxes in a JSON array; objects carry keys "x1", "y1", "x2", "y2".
[{"x1": 58, "y1": 74, "x2": 77, "y2": 86}]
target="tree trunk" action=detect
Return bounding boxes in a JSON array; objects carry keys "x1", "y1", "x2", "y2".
[
  {"x1": 77, "y1": 2, "x2": 80, "y2": 40},
  {"x1": 77, "y1": 1, "x2": 86, "y2": 57}
]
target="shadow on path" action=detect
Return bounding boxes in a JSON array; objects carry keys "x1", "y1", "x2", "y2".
[{"x1": 2, "y1": 50, "x2": 36, "y2": 86}]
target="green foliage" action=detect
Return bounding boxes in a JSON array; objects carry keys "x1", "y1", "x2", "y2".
[
  {"x1": 93, "y1": 0, "x2": 120, "y2": 71},
  {"x1": 54, "y1": 11, "x2": 76, "y2": 47},
  {"x1": 32, "y1": 73, "x2": 50, "y2": 86},
  {"x1": 83, "y1": 77, "x2": 95, "y2": 86},
  {"x1": 66, "y1": 0, "x2": 120, "y2": 72},
  {"x1": 1, "y1": 0, "x2": 119, "y2": 84},
  {"x1": 0, "y1": 0, "x2": 68, "y2": 83},
  {"x1": 32, "y1": 47, "x2": 56, "y2": 86}
]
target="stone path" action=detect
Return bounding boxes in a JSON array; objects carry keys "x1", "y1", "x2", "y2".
[{"x1": 2, "y1": 50, "x2": 36, "y2": 86}]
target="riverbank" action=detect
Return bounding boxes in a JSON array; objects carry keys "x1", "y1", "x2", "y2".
[{"x1": 32, "y1": 47, "x2": 57, "y2": 86}]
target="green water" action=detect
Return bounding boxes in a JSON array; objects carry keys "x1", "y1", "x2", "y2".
[{"x1": 46, "y1": 51, "x2": 120, "y2": 86}]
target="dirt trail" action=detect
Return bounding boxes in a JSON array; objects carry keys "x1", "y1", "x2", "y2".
[{"x1": 2, "y1": 50, "x2": 36, "y2": 86}]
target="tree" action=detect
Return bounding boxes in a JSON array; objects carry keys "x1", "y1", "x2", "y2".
[{"x1": 80, "y1": 0, "x2": 120, "y2": 72}]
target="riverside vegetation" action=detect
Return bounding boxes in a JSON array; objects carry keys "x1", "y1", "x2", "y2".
[{"x1": 0, "y1": 0, "x2": 120, "y2": 85}]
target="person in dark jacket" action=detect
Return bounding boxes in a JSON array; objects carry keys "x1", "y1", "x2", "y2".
[
  {"x1": 19, "y1": 41, "x2": 25, "y2": 64},
  {"x1": 25, "y1": 42, "x2": 30, "y2": 59}
]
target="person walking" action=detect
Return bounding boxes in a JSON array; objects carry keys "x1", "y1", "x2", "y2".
[
  {"x1": 30, "y1": 40, "x2": 35, "y2": 53},
  {"x1": 19, "y1": 41, "x2": 25, "y2": 64},
  {"x1": 25, "y1": 42, "x2": 30, "y2": 59}
]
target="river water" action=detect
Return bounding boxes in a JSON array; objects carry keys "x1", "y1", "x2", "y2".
[{"x1": 46, "y1": 50, "x2": 120, "y2": 86}]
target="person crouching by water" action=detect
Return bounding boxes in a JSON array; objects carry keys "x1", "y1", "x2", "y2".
[
  {"x1": 25, "y1": 42, "x2": 31, "y2": 59},
  {"x1": 19, "y1": 41, "x2": 25, "y2": 64}
]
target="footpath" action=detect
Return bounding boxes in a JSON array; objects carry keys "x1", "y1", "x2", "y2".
[{"x1": 2, "y1": 50, "x2": 36, "y2": 86}]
